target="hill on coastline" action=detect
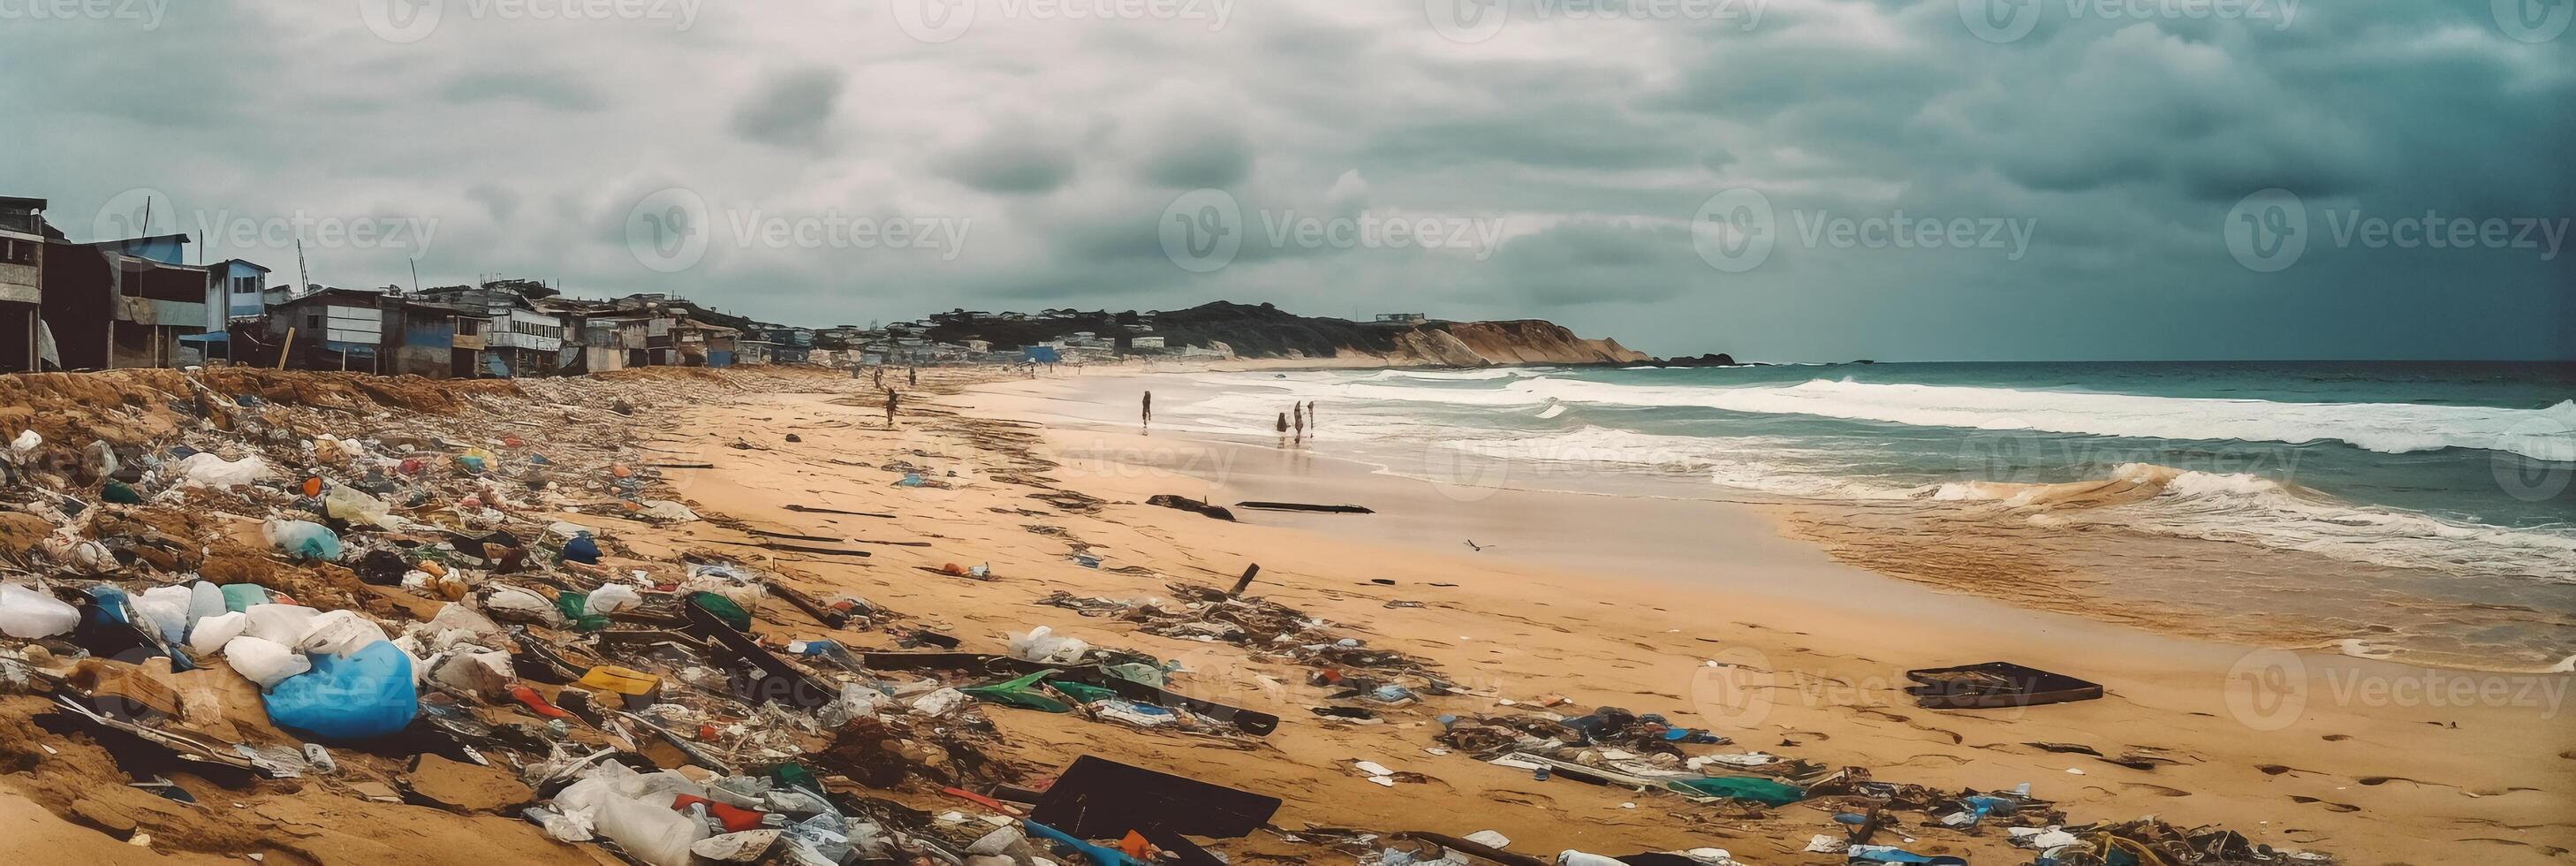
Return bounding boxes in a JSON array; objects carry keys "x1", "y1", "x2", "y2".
[{"x1": 927, "y1": 301, "x2": 1648, "y2": 367}]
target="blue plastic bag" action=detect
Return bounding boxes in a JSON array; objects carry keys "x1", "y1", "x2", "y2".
[
  {"x1": 262, "y1": 641, "x2": 417, "y2": 742},
  {"x1": 561, "y1": 533, "x2": 602, "y2": 565}
]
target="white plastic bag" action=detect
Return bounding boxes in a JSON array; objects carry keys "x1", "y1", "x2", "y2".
[
  {"x1": 135, "y1": 585, "x2": 194, "y2": 644},
  {"x1": 585, "y1": 583, "x2": 643, "y2": 616},
  {"x1": 224, "y1": 635, "x2": 312, "y2": 689},
  {"x1": 243, "y1": 604, "x2": 322, "y2": 643},
  {"x1": 0, "y1": 584, "x2": 79, "y2": 639},
  {"x1": 186, "y1": 611, "x2": 249, "y2": 656},
  {"x1": 172, "y1": 452, "x2": 277, "y2": 488},
  {"x1": 297, "y1": 610, "x2": 389, "y2": 658},
  {"x1": 1006, "y1": 626, "x2": 1091, "y2": 665}
]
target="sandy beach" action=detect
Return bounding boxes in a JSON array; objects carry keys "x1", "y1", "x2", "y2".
[
  {"x1": 2, "y1": 365, "x2": 2565, "y2": 864},
  {"x1": 648, "y1": 368, "x2": 2571, "y2": 862}
]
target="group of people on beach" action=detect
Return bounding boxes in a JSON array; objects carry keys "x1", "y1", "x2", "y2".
[{"x1": 1139, "y1": 391, "x2": 1317, "y2": 445}]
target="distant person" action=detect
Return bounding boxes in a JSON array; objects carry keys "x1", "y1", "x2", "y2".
[
  {"x1": 1307, "y1": 400, "x2": 1317, "y2": 430},
  {"x1": 884, "y1": 389, "x2": 899, "y2": 429},
  {"x1": 1293, "y1": 402, "x2": 1305, "y2": 441},
  {"x1": 908, "y1": 366, "x2": 918, "y2": 387},
  {"x1": 1276, "y1": 412, "x2": 1289, "y2": 439},
  {"x1": 1141, "y1": 391, "x2": 1153, "y2": 433}
]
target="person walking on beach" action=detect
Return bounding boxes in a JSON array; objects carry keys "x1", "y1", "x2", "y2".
[
  {"x1": 1141, "y1": 391, "x2": 1153, "y2": 434},
  {"x1": 1307, "y1": 400, "x2": 1316, "y2": 431},
  {"x1": 1292, "y1": 402, "x2": 1305, "y2": 442},
  {"x1": 1275, "y1": 411, "x2": 1289, "y2": 444},
  {"x1": 908, "y1": 366, "x2": 917, "y2": 388},
  {"x1": 884, "y1": 389, "x2": 899, "y2": 429}
]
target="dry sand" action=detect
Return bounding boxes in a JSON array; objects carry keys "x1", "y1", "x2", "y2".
[
  {"x1": 5, "y1": 364, "x2": 2568, "y2": 863},
  {"x1": 648, "y1": 368, "x2": 2569, "y2": 862}
]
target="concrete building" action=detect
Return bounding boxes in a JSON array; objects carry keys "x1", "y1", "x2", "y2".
[{"x1": 0, "y1": 197, "x2": 44, "y2": 372}]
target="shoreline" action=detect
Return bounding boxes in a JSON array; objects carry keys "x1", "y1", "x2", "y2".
[{"x1": 931, "y1": 369, "x2": 2573, "y2": 862}]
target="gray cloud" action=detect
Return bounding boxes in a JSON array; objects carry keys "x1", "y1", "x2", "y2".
[
  {"x1": 0, "y1": 0, "x2": 2560, "y2": 361},
  {"x1": 729, "y1": 66, "x2": 845, "y2": 150}
]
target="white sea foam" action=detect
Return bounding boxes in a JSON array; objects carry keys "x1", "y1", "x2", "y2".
[{"x1": 1188, "y1": 373, "x2": 2576, "y2": 461}]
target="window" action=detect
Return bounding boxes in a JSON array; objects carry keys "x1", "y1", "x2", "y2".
[{"x1": 0, "y1": 238, "x2": 32, "y2": 265}]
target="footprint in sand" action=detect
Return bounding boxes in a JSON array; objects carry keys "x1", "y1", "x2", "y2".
[
  {"x1": 2121, "y1": 782, "x2": 2192, "y2": 798},
  {"x1": 2289, "y1": 795, "x2": 2361, "y2": 813}
]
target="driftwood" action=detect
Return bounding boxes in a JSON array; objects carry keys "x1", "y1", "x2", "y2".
[
  {"x1": 1146, "y1": 494, "x2": 1235, "y2": 521},
  {"x1": 1235, "y1": 501, "x2": 1374, "y2": 514}
]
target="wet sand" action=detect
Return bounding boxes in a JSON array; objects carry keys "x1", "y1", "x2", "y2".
[{"x1": 616, "y1": 368, "x2": 2571, "y2": 863}]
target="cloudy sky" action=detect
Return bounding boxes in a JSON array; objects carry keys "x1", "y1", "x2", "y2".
[{"x1": 2, "y1": 0, "x2": 2567, "y2": 361}]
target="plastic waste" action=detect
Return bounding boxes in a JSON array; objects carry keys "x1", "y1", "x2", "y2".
[
  {"x1": 186, "y1": 611, "x2": 248, "y2": 656},
  {"x1": 322, "y1": 484, "x2": 398, "y2": 529},
  {"x1": 135, "y1": 585, "x2": 193, "y2": 644},
  {"x1": 693, "y1": 829, "x2": 782, "y2": 862},
  {"x1": 297, "y1": 610, "x2": 390, "y2": 658},
  {"x1": 0, "y1": 584, "x2": 80, "y2": 639},
  {"x1": 172, "y1": 452, "x2": 276, "y2": 488},
  {"x1": 243, "y1": 604, "x2": 322, "y2": 643},
  {"x1": 585, "y1": 583, "x2": 642, "y2": 616},
  {"x1": 220, "y1": 582, "x2": 270, "y2": 613},
  {"x1": 9, "y1": 429, "x2": 37, "y2": 452},
  {"x1": 224, "y1": 636, "x2": 313, "y2": 689},
  {"x1": 262, "y1": 641, "x2": 416, "y2": 742},
  {"x1": 1006, "y1": 626, "x2": 1092, "y2": 665},
  {"x1": 560, "y1": 533, "x2": 601, "y2": 565},
  {"x1": 263, "y1": 520, "x2": 341, "y2": 560},
  {"x1": 187, "y1": 581, "x2": 229, "y2": 627},
  {"x1": 634, "y1": 500, "x2": 700, "y2": 523}
]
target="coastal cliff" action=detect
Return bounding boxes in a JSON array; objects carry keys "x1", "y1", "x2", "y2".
[{"x1": 930, "y1": 301, "x2": 1648, "y2": 367}]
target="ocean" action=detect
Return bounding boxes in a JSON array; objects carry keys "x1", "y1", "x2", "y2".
[{"x1": 1125, "y1": 361, "x2": 2576, "y2": 670}]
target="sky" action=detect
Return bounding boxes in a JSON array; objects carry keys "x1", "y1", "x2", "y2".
[{"x1": 1, "y1": 0, "x2": 2569, "y2": 361}]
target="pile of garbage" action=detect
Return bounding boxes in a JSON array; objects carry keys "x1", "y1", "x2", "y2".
[
  {"x1": 1035, "y1": 582, "x2": 1456, "y2": 718},
  {"x1": 0, "y1": 367, "x2": 1284, "y2": 865}
]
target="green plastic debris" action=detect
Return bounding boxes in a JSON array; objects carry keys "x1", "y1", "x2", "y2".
[
  {"x1": 689, "y1": 592, "x2": 751, "y2": 632},
  {"x1": 220, "y1": 583, "x2": 270, "y2": 613},
  {"x1": 1103, "y1": 662, "x2": 1167, "y2": 687},
  {"x1": 552, "y1": 592, "x2": 610, "y2": 632},
  {"x1": 962, "y1": 671, "x2": 1074, "y2": 713},
  {"x1": 1050, "y1": 680, "x2": 1118, "y2": 704},
  {"x1": 102, "y1": 481, "x2": 143, "y2": 505},
  {"x1": 1668, "y1": 775, "x2": 1804, "y2": 806}
]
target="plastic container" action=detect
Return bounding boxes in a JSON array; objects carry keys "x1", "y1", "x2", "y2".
[
  {"x1": 262, "y1": 641, "x2": 416, "y2": 742},
  {"x1": 0, "y1": 584, "x2": 80, "y2": 639},
  {"x1": 224, "y1": 635, "x2": 313, "y2": 689}
]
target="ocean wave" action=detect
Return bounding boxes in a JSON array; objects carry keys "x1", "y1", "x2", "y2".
[
  {"x1": 1223, "y1": 374, "x2": 2576, "y2": 461},
  {"x1": 1936, "y1": 463, "x2": 2576, "y2": 581}
]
